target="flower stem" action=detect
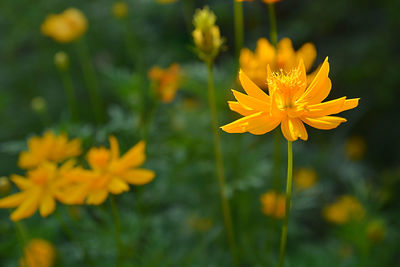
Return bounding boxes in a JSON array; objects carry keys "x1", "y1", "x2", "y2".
[
  {"x1": 110, "y1": 196, "x2": 122, "y2": 267},
  {"x1": 267, "y1": 3, "x2": 278, "y2": 48},
  {"x1": 279, "y1": 141, "x2": 293, "y2": 267},
  {"x1": 58, "y1": 69, "x2": 79, "y2": 122},
  {"x1": 206, "y1": 62, "x2": 239, "y2": 266},
  {"x1": 234, "y1": 0, "x2": 244, "y2": 57},
  {"x1": 75, "y1": 39, "x2": 104, "y2": 124},
  {"x1": 14, "y1": 221, "x2": 28, "y2": 267}
]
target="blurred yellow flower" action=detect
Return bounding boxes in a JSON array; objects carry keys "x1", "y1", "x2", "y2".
[
  {"x1": 345, "y1": 136, "x2": 366, "y2": 161},
  {"x1": 0, "y1": 176, "x2": 11, "y2": 195},
  {"x1": 237, "y1": 0, "x2": 281, "y2": 3},
  {"x1": 41, "y1": 8, "x2": 88, "y2": 43},
  {"x1": 221, "y1": 58, "x2": 359, "y2": 141},
  {"x1": 18, "y1": 131, "x2": 82, "y2": 170},
  {"x1": 156, "y1": 0, "x2": 178, "y2": 4},
  {"x1": 0, "y1": 162, "x2": 75, "y2": 221},
  {"x1": 240, "y1": 38, "x2": 316, "y2": 89},
  {"x1": 63, "y1": 136, "x2": 155, "y2": 205},
  {"x1": 148, "y1": 63, "x2": 181, "y2": 103},
  {"x1": 20, "y1": 239, "x2": 56, "y2": 267},
  {"x1": 260, "y1": 190, "x2": 286, "y2": 219},
  {"x1": 323, "y1": 195, "x2": 365, "y2": 224},
  {"x1": 294, "y1": 168, "x2": 317, "y2": 190},
  {"x1": 192, "y1": 6, "x2": 224, "y2": 62},
  {"x1": 112, "y1": 2, "x2": 129, "y2": 18}
]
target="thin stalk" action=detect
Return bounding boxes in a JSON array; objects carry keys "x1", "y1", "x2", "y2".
[
  {"x1": 14, "y1": 221, "x2": 28, "y2": 267},
  {"x1": 110, "y1": 196, "x2": 122, "y2": 267},
  {"x1": 279, "y1": 141, "x2": 293, "y2": 267},
  {"x1": 267, "y1": 3, "x2": 278, "y2": 48},
  {"x1": 59, "y1": 69, "x2": 79, "y2": 122},
  {"x1": 206, "y1": 62, "x2": 238, "y2": 266},
  {"x1": 234, "y1": 0, "x2": 244, "y2": 57},
  {"x1": 75, "y1": 39, "x2": 104, "y2": 124}
]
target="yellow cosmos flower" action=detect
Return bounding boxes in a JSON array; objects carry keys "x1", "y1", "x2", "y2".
[
  {"x1": 237, "y1": 0, "x2": 281, "y2": 3},
  {"x1": 62, "y1": 136, "x2": 155, "y2": 205},
  {"x1": 323, "y1": 195, "x2": 365, "y2": 224},
  {"x1": 20, "y1": 239, "x2": 56, "y2": 267},
  {"x1": 240, "y1": 38, "x2": 316, "y2": 89},
  {"x1": 41, "y1": 8, "x2": 88, "y2": 43},
  {"x1": 294, "y1": 168, "x2": 317, "y2": 190},
  {"x1": 260, "y1": 190, "x2": 286, "y2": 219},
  {"x1": 18, "y1": 131, "x2": 82, "y2": 170},
  {"x1": 112, "y1": 2, "x2": 129, "y2": 19},
  {"x1": 221, "y1": 58, "x2": 359, "y2": 141},
  {"x1": 0, "y1": 162, "x2": 75, "y2": 221},
  {"x1": 148, "y1": 63, "x2": 181, "y2": 103}
]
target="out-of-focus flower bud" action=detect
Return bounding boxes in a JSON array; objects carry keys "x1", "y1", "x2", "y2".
[
  {"x1": 0, "y1": 177, "x2": 11, "y2": 195},
  {"x1": 345, "y1": 136, "x2": 366, "y2": 161},
  {"x1": 31, "y1": 97, "x2": 47, "y2": 114},
  {"x1": 112, "y1": 2, "x2": 129, "y2": 19},
  {"x1": 192, "y1": 6, "x2": 224, "y2": 63},
  {"x1": 366, "y1": 219, "x2": 386, "y2": 244},
  {"x1": 54, "y1": 51, "x2": 69, "y2": 71}
]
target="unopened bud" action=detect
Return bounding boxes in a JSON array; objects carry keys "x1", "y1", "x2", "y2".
[
  {"x1": 0, "y1": 177, "x2": 11, "y2": 195},
  {"x1": 31, "y1": 97, "x2": 47, "y2": 114},
  {"x1": 112, "y1": 2, "x2": 129, "y2": 19},
  {"x1": 54, "y1": 51, "x2": 69, "y2": 71}
]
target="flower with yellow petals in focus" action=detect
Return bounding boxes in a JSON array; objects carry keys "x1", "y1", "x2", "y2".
[
  {"x1": 237, "y1": 0, "x2": 281, "y2": 3},
  {"x1": 260, "y1": 190, "x2": 286, "y2": 219},
  {"x1": 345, "y1": 136, "x2": 366, "y2": 161},
  {"x1": 0, "y1": 162, "x2": 76, "y2": 221},
  {"x1": 148, "y1": 63, "x2": 181, "y2": 103},
  {"x1": 63, "y1": 136, "x2": 155, "y2": 205},
  {"x1": 240, "y1": 38, "x2": 317, "y2": 89},
  {"x1": 192, "y1": 6, "x2": 225, "y2": 63},
  {"x1": 294, "y1": 168, "x2": 317, "y2": 190},
  {"x1": 221, "y1": 58, "x2": 359, "y2": 141},
  {"x1": 112, "y1": 2, "x2": 129, "y2": 19},
  {"x1": 18, "y1": 131, "x2": 82, "y2": 170},
  {"x1": 323, "y1": 195, "x2": 365, "y2": 224},
  {"x1": 156, "y1": 0, "x2": 178, "y2": 4},
  {"x1": 20, "y1": 239, "x2": 56, "y2": 267},
  {"x1": 41, "y1": 8, "x2": 88, "y2": 43}
]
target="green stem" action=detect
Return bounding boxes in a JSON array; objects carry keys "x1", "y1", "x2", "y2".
[
  {"x1": 75, "y1": 39, "x2": 104, "y2": 124},
  {"x1": 234, "y1": 0, "x2": 244, "y2": 57},
  {"x1": 279, "y1": 141, "x2": 293, "y2": 267},
  {"x1": 14, "y1": 221, "x2": 28, "y2": 267},
  {"x1": 59, "y1": 69, "x2": 79, "y2": 122},
  {"x1": 110, "y1": 196, "x2": 122, "y2": 267},
  {"x1": 267, "y1": 3, "x2": 278, "y2": 48},
  {"x1": 206, "y1": 62, "x2": 239, "y2": 266}
]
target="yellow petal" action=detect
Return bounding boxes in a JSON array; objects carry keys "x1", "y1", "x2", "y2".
[
  {"x1": 122, "y1": 169, "x2": 155, "y2": 185},
  {"x1": 301, "y1": 116, "x2": 347, "y2": 130},
  {"x1": 39, "y1": 194, "x2": 56, "y2": 217},
  {"x1": 10, "y1": 190, "x2": 41, "y2": 221},
  {"x1": 239, "y1": 70, "x2": 271, "y2": 102},
  {"x1": 228, "y1": 101, "x2": 255, "y2": 116},
  {"x1": 247, "y1": 115, "x2": 281, "y2": 135},
  {"x1": 281, "y1": 117, "x2": 308, "y2": 141},
  {"x1": 10, "y1": 175, "x2": 32, "y2": 190},
  {"x1": 299, "y1": 57, "x2": 332, "y2": 104},
  {"x1": 109, "y1": 136, "x2": 120, "y2": 160},
  {"x1": 221, "y1": 112, "x2": 264, "y2": 133},
  {"x1": 118, "y1": 141, "x2": 146, "y2": 169},
  {"x1": 256, "y1": 38, "x2": 275, "y2": 64},
  {"x1": 86, "y1": 190, "x2": 109, "y2": 205},
  {"x1": 107, "y1": 178, "x2": 129, "y2": 194},
  {"x1": 232, "y1": 89, "x2": 269, "y2": 111},
  {"x1": 296, "y1": 42, "x2": 317, "y2": 72},
  {"x1": 0, "y1": 192, "x2": 26, "y2": 208},
  {"x1": 306, "y1": 97, "x2": 347, "y2": 117}
]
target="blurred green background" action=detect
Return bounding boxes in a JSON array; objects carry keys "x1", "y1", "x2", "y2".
[{"x1": 0, "y1": 0, "x2": 399, "y2": 266}]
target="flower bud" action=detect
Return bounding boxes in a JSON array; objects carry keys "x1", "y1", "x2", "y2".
[
  {"x1": 31, "y1": 97, "x2": 47, "y2": 114},
  {"x1": 112, "y1": 2, "x2": 129, "y2": 19},
  {"x1": 0, "y1": 177, "x2": 11, "y2": 195},
  {"x1": 54, "y1": 51, "x2": 69, "y2": 71},
  {"x1": 366, "y1": 219, "x2": 386, "y2": 244}
]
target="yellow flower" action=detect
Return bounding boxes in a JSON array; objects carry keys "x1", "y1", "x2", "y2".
[
  {"x1": 148, "y1": 63, "x2": 181, "y2": 103},
  {"x1": 18, "y1": 131, "x2": 82, "y2": 170},
  {"x1": 240, "y1": 38, "x2": 316, "y2": 89},
  {"x1": 260, "y1": 190, "x2": 286, "y2": 219},
  {"x1": 156, "y1": 0, "x2": 178, "y2": 3},
  {"x1": 192, "y1": 6, "x2": 224, "y2": 62},
  {"x1": 237, "y1": 0, "x2": 281, "y2": 3},
  {"x1": 64, "y1": 136, "x2": 155, "y2": 205},
  {"x1": 221, "y1": 58, "x2": 359, "y2": 141},
  {"x1": 294, "y1": 168, "x2": 317, "y2": 190},
  {"x1": 323, "y1": 195, "x2": 365, "y2": 224},
  {"x1": 345, "y1": 136, "x2": 366, "y2": 161},
  {"x1": 112, "y1": 2, "x2": 129, "y2": 18},
  {"x1": 20, "y1": 239, "x2": 56, "y2": 267},
  {"x1": 41, "y1": 8, "x2": 88, "y2": 43},
  {"x1": 0, "y1": 162, "x2": 75, "y2": 221}
]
